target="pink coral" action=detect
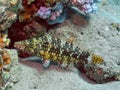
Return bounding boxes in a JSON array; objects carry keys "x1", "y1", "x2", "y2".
[
  {"x1": 37, "y1": 6, "x2": 51, "y2": 19},
  {"x1": 71, "y1": 0, "x2": 98, "y2": 13}
]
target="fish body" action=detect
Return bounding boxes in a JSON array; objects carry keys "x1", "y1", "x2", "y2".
[{"x1": 14, "y1": 34, "x2": 93, "y2": 69}]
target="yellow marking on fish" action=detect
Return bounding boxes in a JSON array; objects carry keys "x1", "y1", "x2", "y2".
[{"x1": 92, "y1": 54, "x2": 104, "y2": 64}]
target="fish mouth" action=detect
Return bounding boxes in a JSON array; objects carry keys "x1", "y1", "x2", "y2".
[{"x1": 14, "y1": 42, "x2": 26, "y2": 51}]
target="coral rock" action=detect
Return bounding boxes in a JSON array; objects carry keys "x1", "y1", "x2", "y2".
[
  {"x1": 0, "y1": 49, "x2": 20, "y2": 90},
  {"x1": 0, "y1": 0, "x2": 19, "y2": 32}
]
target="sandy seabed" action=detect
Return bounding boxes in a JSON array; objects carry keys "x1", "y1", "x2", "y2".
[{"x1": 11, "y1": 0, "x2": 120, "y2": 90}]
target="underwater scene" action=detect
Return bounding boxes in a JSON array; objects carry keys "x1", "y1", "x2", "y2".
[{"x1": 0, "y1": 0, "x2": 120, "y2": 90}]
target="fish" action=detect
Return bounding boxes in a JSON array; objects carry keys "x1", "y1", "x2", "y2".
[{"x1": 14, "y1": 34, "x2": 91, "y2": 69}]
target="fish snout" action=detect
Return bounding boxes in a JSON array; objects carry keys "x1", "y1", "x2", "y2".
[{"x1": 14, "y1": 42, "x2": 26, "y2": 51}]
